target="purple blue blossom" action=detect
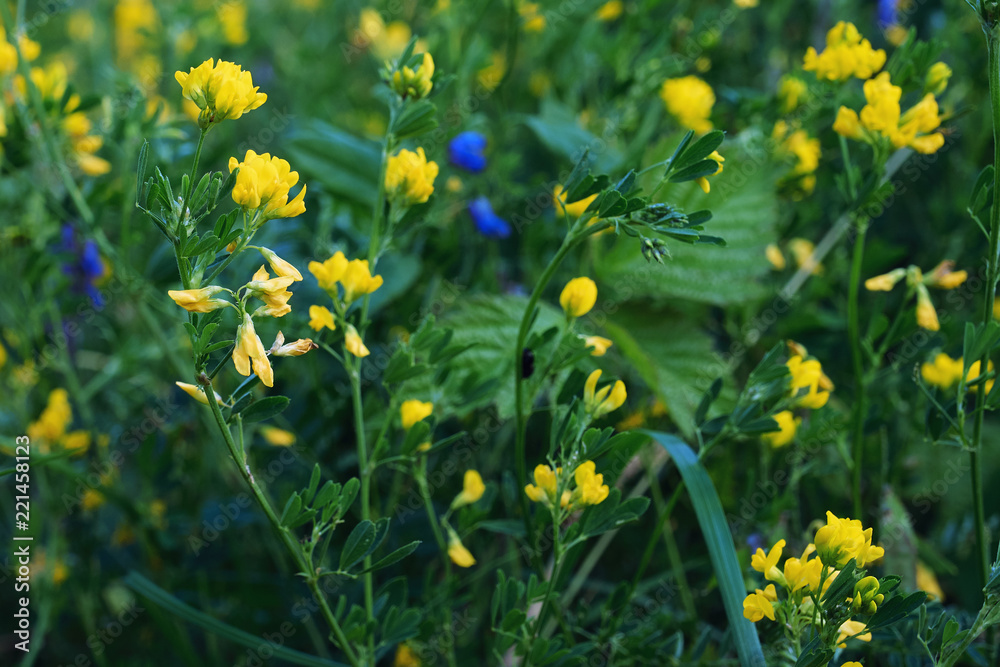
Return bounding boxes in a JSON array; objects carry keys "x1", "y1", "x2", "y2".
[
  {"x1": 468, "y1": 197, "x2": 510, "y2": 238},
  {"x1": 448, "y1": 131, "x2": 488, "y2": 173}
]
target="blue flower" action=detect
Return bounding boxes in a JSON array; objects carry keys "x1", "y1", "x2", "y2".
[
  {"x1": 448, "y1": 131, "x2": 488, "y2": 173},
  {"x1": 60, "y1": 224, "x2": 106, "y2": 307},
  {"x1": 877, "y1": 0, "x2": 899, "y2": 28},
  {"x1": 468, "y1": 197, "x2": 511, "y2": 238}
]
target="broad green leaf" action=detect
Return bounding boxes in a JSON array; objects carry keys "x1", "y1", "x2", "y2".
[
  {"x1": 239, "y1": 396, "x2": 291, "y2": 423},
  {"x1": 286, "y1": 120, "x2": 380, "y2": 208},
  {"x1": 340, "y1": 520, "x2": 377, "y2": 570}
]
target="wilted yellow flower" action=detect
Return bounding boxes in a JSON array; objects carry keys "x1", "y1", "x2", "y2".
[
  {"x1": 228, "y1": 150, "x2": 306, "y2": 221},
  {"x1": 341, "y1": 259, "x2": 383, "y2": 304},
  {"x1": 925, "y1": 62, "x2": 951, "y2": 96},
  {"x1": 308, "y1": 305, "x2": 336, "y2": 332},
  {"x1": 803, "y1": 22, "x2": 885, "y2": 81},
  {"x1": 175, "y1": 381, "x2": 225, "y2": 406},
  {"x1": 765, "y1": 244, "x2": 786, "y2": 270},
  {"x1": 451, "y1": 470, "x2": 485, "y2": 509},
  {"x1": 260, "y1": 425, "x2": 296, "y2": 446},
  {"x1": 392, "y1": 52, "x2": 434, "y2": 99},
  {"x1": 344, "y1": 324, "x2": 370, "y2": 358},
  {"x1": 385, "y1": 147, "x2": 439, "y2": 206},
  {"x1": 595, "y1": 0, "x2": 623, "y2": 20},
  {"x1": 447, "y1": 529, "x2": 476, "y2": 567},
  {"x1": 660, "y1": 75, "x2": 715, "y2": 134},
  {"x1": 560, "y1": 277, "x2": 598, "y2": 318},
  {"x1": 167, "y1": 286, "x2": 230, "y2": 313},
  {"x1": 921, "y1": 353, "x2": 963, "y2": 389},
  {"x1": 583, "y1": 369, "x2": 627, "y2": 418},
  {"x1": 175, "y1": 58, "x2": 266, "y2": 126},
  {"x1": 269, "y1": 331, "x2": 317, "y2": 357},
  {"x1": 217, "y1": 0, "x2": 249, "y2": 46},
  {"x1": 553, "y1": 184, "x2": 598, "y2": 218},
  {"x1": 762, "y1": 411, "x2": 799, "y2": 448},
  {"x1": 742, "y1": 585, "x2": 776, "y2": 622},
  {"x1": 583, "y1": 335, "x2": 613, "y2": 357},
  {"x1": 401, "y1": 400, "x2": 433, "y2": 430},
  {"x1": 865, "y1": 268, "x2": 906, "y2": 292},
  {"x1": 696, "y1": 150, "x2": 724, "y2": 194},
  {"x1": 233, "y1": 312, "x2": 273, "y2": 387},
  {"x1": 814, "y1": 511, "x2": 885, "y2": 568}
]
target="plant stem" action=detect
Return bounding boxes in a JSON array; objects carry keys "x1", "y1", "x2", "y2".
[
  {"x1": 202, "y1": 380, "x2": 361, "y2": 666},
  {"x1": 848, "y1": 220, "x2": 868, "y2": 520},
  {"x1": 969, "y1": 27, "x2": 1000, "y2": 591},
  {"x1": 415, "y1": 466, "x2": 458, "y2": 667},
  {"x1": 347, "y1": 357, "x2": 375, "y2": 661},
  {"x1": 180, "y1": 129, "x2": 208, "y2": 218},
  {"x1": 525, "y1": 516, "x2": 564, "y2": 667}
]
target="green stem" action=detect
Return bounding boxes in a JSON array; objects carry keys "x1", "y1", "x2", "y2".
[
  {"x1": 525, "y1": 516, "x2": 563, "y2": 667},
  {"x1": 848, "y1": 221, "x2": 868, "y2": 519},
  {"x1": 347, "y1": 357, "x2": 375, "y2": 660},
  {"x1": 180, "y1": 129, "x2": 208, "y2": 218},
  {"x1": 202, "y1": 380, "x2": 361, "y2": 666},
  {"x1": 415, "y1": 466, "x2": 458, "y2": 667}
]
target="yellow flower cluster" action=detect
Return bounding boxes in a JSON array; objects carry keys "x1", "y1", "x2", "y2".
[
  {"x1": 583, "y1": 369, "x2": 627, "y2": 419},
  {"x1": 834, "y1": 72, "x2": 945, "y2": 155},
  {"x1": 27, "y1": 389, "x2": 91, "y2": 455},
  {"x1": 921, "y1": 353, "x2": 995, "y2": 394},
  {"x1": 391, "y1": 52, "x2": 434, "y2": 99},
  {"x1": 814, "y1": 511, "x2": 886, "y2": 568},
  {"x1": 385, "y1": 147, "x2": 439, "y2": 206},
  {"x1": 175, "y1": 58, "x2": 267, "y2": 127},
  {"x1": 309, "y1": 251, "x2": 384, "y2": 305},
  {"x1": 773, "y1": 121, "x2": 821, "y2": 196},
  {"x1": 803, "y1": 22, "x2": 886, "y2": 81},
  {"x1": 660, "y1": 75, "x2": 715, "y2": 134},
  {"x1": 524, "y1": 460, "x2": 609, "y2": 510},
  {"x1": 865, "y1": 260, "x2": 966, "y2": 332},
  {"x1": 229, "y1": 150, "x2": 307, "y2": 222},
  {"x1": 763, "y1": 345, "x2": 832, "y2": 448},
  {"x1": 354, "y1": 8, "x2": 421, "y2": 61}
]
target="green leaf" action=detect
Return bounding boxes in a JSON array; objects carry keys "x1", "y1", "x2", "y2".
[
  {"x1": 392, "y1": 100, "x2": 438, "y2": 140},
  {"x1": 136, "y1": 140, "x2": 149, "y2": 205},
  {"x1": 123, "y1": 572, "x2": 348, "y2": 667},
  {"x1": 649, "y1": 432, "x2": 767, "y2": 667},
  {"x1": 673, "y1": 130, "x2": 725, "y2": 172},
  {"x1": 357, "y1": 541, "x2": 421, "y2": 574},
  {"x1": 522, "y1": 99, "x2": 621, "y2": 172},
  {"x1": 669, "y1": 159, "x2": 720, "y2": 183},
  {"x1": 340, "y1": 520, "x2": 377, "y2": 570},
  {"x1": 279, "y1": 493, "x2": 303, "y2": 527},
  {"x1": 286, "y1": 119, "x2": 380, "y2": 208},
  {"x1": 239, "y1": 396, "x2": 291, "y2": 423}
]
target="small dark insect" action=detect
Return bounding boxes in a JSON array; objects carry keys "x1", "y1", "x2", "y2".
[{"x1": 521, "y1": 348, "x2": 535, "y2": 379}]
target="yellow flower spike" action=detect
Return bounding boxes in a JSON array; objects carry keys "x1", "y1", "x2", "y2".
[
  {"x1": 174, "y1": 58, "x2": 266, "y2": 125},
  {"x1": 451, "y1": 470, "x2": 486, "y2": 509},
  {"x1": 391, "y1": 52, "x2": 435, "y2": 99},
  {"x1": 835, "y1": 619, "x2": 872, "y2": 648},
  {"x1": 233, "y1": 312, "x2": 274, "y2": 387},
  {"x1": 802, "y1": 21, "x2": 885, "y2": 81},
  {"x1": 401, "y1": 400, "x2": 434, "y2": 430},
  {"x1": 750, "y1": 539, "x2": 786, "y2": 582},
  {"x1": 269, "y1": 331, "x2": 318, "y2": 357},
  {"x1": 742, "y1": 586, "x2": 776, "y2": 622},
  {"x1": 341, "y1": 259, "x2": 384, "y2": 304},
  {"x1": 813, "y1": 511, "x2": 885, "y2": 568},
  {"x1": 260, "y1": 425, "x2": 296, "y2": 446},
  {"x1": 167, "y1": 286, "x2": 230, "y2": 313},
  {"x1": 176, "y1": 381, "x2": 225, "y2": 406},
  {"x1": 660, "y1": 75, "x2": 715, "y2": 134},
  {"x1": 762, "y1": 411, "x2": 799, "y2": 448},
  {"x1": 925, "y1": 62, "x2": 952, "y2": 96},
  {"x1": 258, "y1": 247, "x2": 303, "y2": 281},
  {"x1": 344, "y1": 324, "x2": 370, "y2": 358},
  {"x1": 786, "y1": 355, "x2": 830, "y2": 409},
  {"x1": 228, "y1": 151, "x2": 307, "y2": 222},
  {"x1": 695, "y1": 151, "x2": 725, "y2": 194},
  {"x1": 447, "y1": 528, "x2": 476, "y2": 568},
  {"x1": 915, "y1": 285, "x2": 940, "y2": 332},
  {"x1": 921, "y1": 353, "x2": 964, "y2": 389},
  {"x1": 583, "y1": 335, "x2": 613, "y2": 357},
  {"x1": 385, "y1": 147, "x2": 439, "y2": 206},
  {"x1": 864, "y1": 268, "x2": 906, "y2": 292},
  {"x1": 308, "y1": 305, "x2": 336, "y2": 332},
  {"x1": 553, "y1": 184, "x2": 598, "y2": 218},
  {"x1": 525, "y1": 464, "x2": 559, "y2": 504},
  {"x1": 309, "y1": 251, "x2": 349, "y2": 292},
  {"x1": 560, "y1": 277, "x2": 598, "y2": 318}
]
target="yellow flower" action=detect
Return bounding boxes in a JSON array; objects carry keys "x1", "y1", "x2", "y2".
[
  {"x1": 451, "y1": 470, "x2": 485, "y2": 509},
  {"x1": 447, "y1": 529, "x2": 475, "y2": 567},
  {"x1": 742, "y1": 584, "x2": 776, "y2": 622},
  {"x1": 734, "y1": 0, "x2": 759, "y2": 6},
  {"x1": 660, "y1": 75, "x2": 715, "y2": 134},
  {"x1": 27, "y1": 389, "x2": 72, "y2": 444},
  {"x1": 595, "y1": 0, "x2": 623, "y2": 21},
  {"x1": 814, "y1": 511, "x2": 885, "y2": 568},
  {"x1": 174, "y1": 58, "x2": 266, "y2": 125},
  {"x1": 803, "y1": 22, "x2": 885, "y2": 81},
  {"x1": 344, "y1": 324, "x2": 370, "y2": 358},
  {"x1": 477, "y1": 51, "x2": 506, "y2": 91},
  {"x1": 925, "y1": 260, "x2": 967, "y2": 289},
  {"x1": 392, "y1": 52, "x2": 434, "y2": 99},
  {"x1": 309, "y1": 305, "x2": 336, "y2": 332},
  {"x1": 583, "y1": 335, "x2": 613, "y2": 357},
  {"x1": 835, "y1": 72, "x2": 945, "y2": 155},
  {"x1": 401, "y1": 400, "x2": 434, "y2": 430},
  {"x1": 63, "y1": 431, "x2": 91, "y2": 456},
  {"x1": 572, "y1": 461, "x2": 609, "y2": 507},
  {"x1": 341, "y1": 259, "x2": 384, "y2": 304},
  {"x1": 246, "y1": 265, "x2": 295, "y2": 318},
  {"x1": 233, "y1": 312, "x2": 274, "y2": 387},
  {"x1": 525, "y1": 464, "x2": 559, "y2": 504},
  {"x1": 394, "y1": 644, "x2": 421, "y2": 667},
  {"x1": 553, "y1": 184, "x2": 598, "y2": 219},
  {"x1": 782, "y1": 544, "x2": 823, "y2": 593},
  {"x1": 835, "y1": 620, "x2": 872, "y2": 648},
  {"x1": 765, "y1": 244, "x2": 786, "y2": 270},
  {"x1": 0, "y1": 341, "x2": 6, "y2": 369},
  {"x1": 583, "y1": 369, "x2": 627, "y2": 418},
  {"x1": 217, "y1": 0, "x2": 249, "y2": 46},
  {"x1": 865, "y1": 268, "x2": 906, "y2": 291},
  {"x1": 777, "y1": 75, "x2": 807, "y2": 113},
  {"x1": 260, "y1": 426, "x2": 296, "y2": 446},
  {"x1": 751, "y1": 539, "x2": 785, "y2": 582},
  {"x1": 762, "y1": 411, "x2": 799, "y2": 448},
  {"x1": 560, "y1": 277, "x2": 598, "y2": 318},
  {"x1": 921, "y1": 353, "x2": 964, "y2": 390},
  {"x1": 833, "y1": 106, "x2": 863, "y2": 140},
  {"x1": 355, "y1": 9, "x2": 415, "y2": 61},
  {"x1": 779, "y1": 130, "x2": 820, "y2": 177},
  {"x1": 695, "y1": 151, "x2": 725, "y2": 194},
  {"x1": 269, "y1": 332, "x2": 317, "y2": 357},
  {"x1": 925, "y1": 62, "x2": 952, "y2": 96},
  {"x1": 385, "y1": 147, "x2": 438, "y2": 206},
  {"x1": 916, "y1": 561, "x2": 945, "y2": 602},
  {"x1": 788, "y1": 238, "x2": 822, "y2": 275},
  {"x1": 309, "y1": 251, "x2": 349, "y2": 292},
  {"x1": 258, "y1": 247, "x2": 303, "y2": 281},
  {"x1": 519, "y1": 2, "x2": 546, "y2": 31},
  {"x1": 849, "y1": 576, "x2": 885, "y2": 615},
  {"x1": 82, "y1": 489, "x2": 105, "y2": 511},
  {"x1": 786, "y1": 356, "x2": 830, "y2": 409},
  {"x1": 175, "y1": 381, "x2": 225, "y2": 406},
  {"x1": 167, "y1": 286, "x2": 230, "y2": 313},
  {"x1": 915, "y1": 285, "x2": 939, "y2": 332},
  {"x1": 840, "y1": 663, "x2": 863, "y2": 667},
  {"x1": 966, "y1": 359, "x2": 996, "y2": 395},
  {"x1": 115, "y1": 0, "x2": 157, "y2": 63},
  {"x1": 228, "y1": 150, "x2": 307, "y2": 221}
]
